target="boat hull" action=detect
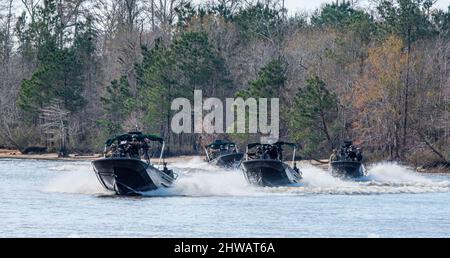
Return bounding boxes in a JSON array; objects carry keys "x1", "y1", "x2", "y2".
[
  {"x1": 92, "y1": 158, "x2": 175, "y2": 196},
  {"x1": 241, "y1": 160, "x2": 301, "y2": 187},
  {"x1": 209, "y1": 153, "x2": 244, "y2": 168},
  {"x1": 330, "y1": 161, "x2": 365, "y2": 178}
]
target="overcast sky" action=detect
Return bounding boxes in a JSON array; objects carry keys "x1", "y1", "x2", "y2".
[{"x1": 283, "y1": 0, "x2": 450, "y2": 14}]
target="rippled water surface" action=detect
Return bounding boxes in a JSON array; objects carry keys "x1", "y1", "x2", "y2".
[{"x1": 1, "y1": 158, "x2": 450, "y2": 237}]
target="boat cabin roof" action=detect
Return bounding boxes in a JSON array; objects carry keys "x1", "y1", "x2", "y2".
[
  {"x1": 247, "y1": 142, "x2": 297, "y2": 150},
  {"x1": 205, "y1": 140, "x2": 236, "y2": 150},
  {"x1": 105, "y1": 132, "x2": 163, "y2": 146}
]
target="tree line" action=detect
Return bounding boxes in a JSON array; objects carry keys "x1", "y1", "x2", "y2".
[{"x1": 0, "y1": 0, "x2": 449, "y2": 166}]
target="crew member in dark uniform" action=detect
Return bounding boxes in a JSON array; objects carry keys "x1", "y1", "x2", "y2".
[
  {"x1": 348, "y1": 146, "x2": 357, "y2": 161},
  {"x1": 277, "y1": 145, "x2": 283, "y2": 161},
  {"x1": 356, "y1": 148, "x2": 363, "y2": 162},
  {"x1": 126, "y1": 135, "x2": 140, "y2": 159},
  {"x1": 267, "y1": 145, "x2": 278, "y2": 160},
  {"x1": 141, "y1": 138, "x2": 150, "y2": 161}
]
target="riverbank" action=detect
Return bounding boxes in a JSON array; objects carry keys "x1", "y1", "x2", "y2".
[
  {"x1": 0, "y1": 149, "x2": 101, "y2": 161},
  {"x1": 1, "y1": 148, "x2": 448, "y2": 173},
  {"x1": 0, "y1": 149, "x2": 202, "y2": 163}
]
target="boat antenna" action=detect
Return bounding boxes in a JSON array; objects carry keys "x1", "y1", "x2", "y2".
[
  {"x1": 292, "y1": 146, "x2": 296, "y2": 168},
  {"x1": 158, "y1": 140, "x2": 165, "y2": 168},
  {"x1": 204, "y1": 146, "x2": 211, "y2": 162},
  {"x1": 292, "y1": 146, "x2": 300, "y2": 172}
]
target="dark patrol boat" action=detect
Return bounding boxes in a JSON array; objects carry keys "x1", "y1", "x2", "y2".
[
  {"x1": 329, "y1": 141, "x2": 366, "y2": 178},
  {"x1": 241, "y1": 142, "x2": 302, "y2": 187},
  {"x1": 204, "y1": 140, "x2": 244, "y2": 169},
  {"x1": 92, "y1": 132, "x2": 177, "y2": 196}
]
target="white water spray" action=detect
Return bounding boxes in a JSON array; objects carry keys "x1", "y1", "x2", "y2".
[
  {"x1": 45, "y1": 162, "x2": 109, "y2": 195},
  {"x1": 43, "y1": 159, "x2": 450, "y2": 196},
  {"x1": 166, "y1": 158, "x2": 260, "y2": 197}
]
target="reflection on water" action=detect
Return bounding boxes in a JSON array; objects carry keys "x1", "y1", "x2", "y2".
[{"x1": 1, "y1": 158, "x2": 450, "y2": 237}]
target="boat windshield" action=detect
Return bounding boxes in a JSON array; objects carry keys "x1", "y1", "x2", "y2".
[
  {"x1": 333, "y1": 141, "x2": 363, "y2": 162},
  {"x1": 204, "y1": 140, "x2": 238, "y2": 161},
  {"x1": 103, "y1": 132, "x2": 165, "y2": 163},
  {"x1": 246, "y1": 142, "x2": 297, "y2": 163}
]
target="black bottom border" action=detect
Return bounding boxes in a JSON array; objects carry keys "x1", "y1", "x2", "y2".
[{"x1": 1, "y1": 238, "x2": 448, "y2": 257}]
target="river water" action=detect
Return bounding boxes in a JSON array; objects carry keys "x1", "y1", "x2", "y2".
[{"x1": 1, "y1": 158, "x2": 450, "y2": 237}]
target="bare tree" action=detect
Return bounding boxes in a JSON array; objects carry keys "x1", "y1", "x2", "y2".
[
  {"x1": 21, "y1": 0, "x2": 41, "y2": 23},
  {"x1": 39, "y1": 99, "x2": 70, "y2": 156}
]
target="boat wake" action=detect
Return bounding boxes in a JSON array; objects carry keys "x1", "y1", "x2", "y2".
[
  {"x1": 43, "y1": 159, "x2": 450, "y2": 197},
  {"x1": 45, "y1": 162, "x2": 110, "y2": 195},
  {"x1": 266, "y1": 162, "x2": 450, "y2": 195},
  {"x1": 157, "y1": 157, "x2": 261, "y2": 197}
]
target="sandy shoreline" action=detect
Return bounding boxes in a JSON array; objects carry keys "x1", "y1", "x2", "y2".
[
  {"x1": 0, "y1": 151, "x2": 199, "y2": 163},
  {"x1": 0, "y1": 149, "x2": 101, "y2": 161}
]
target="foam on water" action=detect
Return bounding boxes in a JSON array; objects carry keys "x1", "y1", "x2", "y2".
[
  {"x1": 149, "y1": 158, "x2": 259, "y2": 197},
  {"x1": 272, "y1": 162, "x2": 450, "y2": 195},
  {"x1": 45, "y1": 162, "x2": 109, "y2": 195},
  {"x1": 168, "y1": 156, "x2": 220, "y2": 174},
  {"x1": 367, "y1": 162, "x2": 433, "y2": 184},
  {"x1": 171, "y1": 170, "x2": 259, "y2": 197},
  {"x1": 43, "y1": 158, "x2": 450, "y2": 197}
]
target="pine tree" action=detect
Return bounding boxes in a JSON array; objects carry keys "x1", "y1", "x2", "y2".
[
  {"x1": 290, "y1": 75, "x2": 338, "y2": 155},
  {"x1": 237, "y1": 60, "x2": 286, "y2": 99}
]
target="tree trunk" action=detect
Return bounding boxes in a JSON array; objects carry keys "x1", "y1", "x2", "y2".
[
  {"x1": 417, "y1": 129, "x2": 448, "y2": 163},
  {"x1": 320, "y1": 110, "x2": 333, "y2": 150},
  {"x1": 402, "y1": 26, "x2": 412, "y2": 157}
]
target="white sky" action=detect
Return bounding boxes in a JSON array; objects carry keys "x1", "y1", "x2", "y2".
[
  {"x1": 193, "y1": 0, "x2": 450, "y2": 16},
  {"x1": 283, "y1": 0, "x2": 450, "y2": 14}
]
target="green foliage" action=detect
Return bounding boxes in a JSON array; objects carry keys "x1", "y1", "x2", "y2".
[
  {"x1": 134, "y1": 32, "x2": 232, "y2": 134},
  {"x1": 14, "y1": 0, "x2": 59, "y2": 63},
  {"x1": 377, "y1": 0, "x2": 438, "y2": 42},
  {"x1": 312, "y1": 1, "x2": 375, "y2": 44},
  {"x1": 234, "y1": 2, "x2": 284, "y2": 41},
  {"x1": 175, "y1": 2, "x2": 198, "y2": 29},
  {"x1": 137, "y1": 39, "x2": 178, "y2": 132},
  {"x1": 99, "y1": 76, "x2": 135, "y2": 135},
  {"x1": 432, "y1": 6, "x2": 450, "y2": 37},
  {"x1": 237, "y1": 60, "x2": 286, "y2": 99},
  {"x1": 290, "y1": 76, "x2": 338, "y2": 155},
  {"x1": 14, "y1": 11, "x2": 35, "y2": 62},
  {"x1": 234, "y1": 60, "x2": 285, "y2": 142},
  {"x1": 17, "y1": 46, "x2": 86, "y2": 119},
  {"x1": 96, "y1": 120, "x2": 123, "y2": 137},
  {"x1": 16, "y1": 0, "x2": 96, "y2": 122},
  {"x1": 8, "y1": 0, "x2": 450, "y2": 157},
  {"x1": 101, "y1": 76, "x2": 135, "y2": 117},
  {"x1": 73, "y1": 16, "x2": 97, "y2": 61},
  {"x1": 172, "y1": 32, "x2": 231, "y2": 94},
  {"x1": 312, "y1": 1, "x2": 359, "y2": 28},
  {"x1": 175, "y1": 0, "x2": 241, "y2": 27},
  {"x1": 208, "y1": 1, "x2": 239, "y2": 21}
]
